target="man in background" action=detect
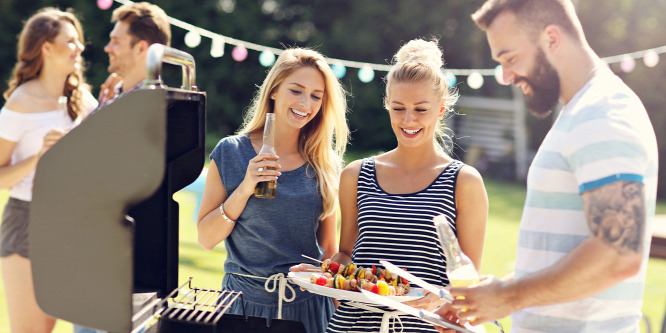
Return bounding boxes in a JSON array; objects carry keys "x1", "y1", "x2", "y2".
[
  {"x1": 437, "y1": 0, "x2": 659, "y2": 332},
  {"x1": 97, "y1": 1, "x2": 171, "y2": 107}
]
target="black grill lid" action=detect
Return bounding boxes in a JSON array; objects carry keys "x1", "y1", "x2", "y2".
[
  {"x1": 29, "y1": 44, "x2": 205, "y2": 332},
  {"x1": 30, "y1": 89, "x2": 168, "y2": 332}
]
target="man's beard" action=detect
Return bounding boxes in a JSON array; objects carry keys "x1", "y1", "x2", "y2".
[{"x1": 518, "y1": 48, "x2": 561, "y2": 118}]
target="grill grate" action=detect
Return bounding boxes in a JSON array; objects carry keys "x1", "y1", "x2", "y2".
[{"x1": 132, "y1": 278, "x2": 244, "y2": 333}]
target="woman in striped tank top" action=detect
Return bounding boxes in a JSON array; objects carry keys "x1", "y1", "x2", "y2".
[{"x1": 325, "y1": 39, "x2": 489, "y2": 333}]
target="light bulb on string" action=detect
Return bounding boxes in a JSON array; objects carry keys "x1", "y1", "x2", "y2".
[
  {"x1": 259, "y1": 50, "x2": 276, "y2": 67},
  {"x1": 444, "y1": 71, "x2": 456, "y2": 88},
  {"x1": 97, "y1": 0, "x2": 113, "y2": 10},
  {"x1": 184, "y1": 30, "x2": 201, "y2": 48},
  {"x1": 643, "y1": 50, "x2": 660, "y2": 68},
  {"x1": 86, "y1": 4, "x2": 666, "y2": 89},
  {"x1": 494, "y1": 65, "x2": 507, "y2": 85},
  {"x1": 620, "y1": 55, "x2": 635, "y2": 73},
  {"x1": 358, "y1": 66, "x2": 374, "y2": 83},
  {"x1": 232, "y1": 45, "x2": 248, "y2": 62},
  {"x1": 467, "y1": 72, "x2": 484, "y2": 89},
  {"x1": 331, "y1": 63, "x2": 346, "y2": 79},
  {"x1": 210, "y1": 37, "x2": 225, "y2": 58}
]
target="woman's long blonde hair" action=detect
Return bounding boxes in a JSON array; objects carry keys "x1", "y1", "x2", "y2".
[
  {"x1": 239, "y1": 48, "x2": 349, "y2": 220},
  {"x1": 385, "y1": 38, "x2": 459, "y2": 152},
  {"x1": 4, "y1": 7, "x2": 89, "y2": 120}
]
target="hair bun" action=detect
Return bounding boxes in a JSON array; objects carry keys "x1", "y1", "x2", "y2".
[{"x1": 394, "y1": 39, "x2": 443, "y2": 69}]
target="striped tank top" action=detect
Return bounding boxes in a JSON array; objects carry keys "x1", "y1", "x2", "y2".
[{"x1": 327, "y1": 157, "x2": 464, "y2": 333}]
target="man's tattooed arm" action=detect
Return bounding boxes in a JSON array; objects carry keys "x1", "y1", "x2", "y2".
[{"x1": 581, "y1": 181, "x2": 645, "y2": 255}]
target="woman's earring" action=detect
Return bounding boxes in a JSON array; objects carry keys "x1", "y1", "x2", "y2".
[{"x1": 271, "y1": 95, "x2": 276, "y2": 100}]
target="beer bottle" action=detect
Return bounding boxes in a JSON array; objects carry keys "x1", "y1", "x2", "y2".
[
  {"x1": 254, "y1": 113, "x2": 277, "y2": 199},
  {"x1": 433, "y1": 215, "x2": 480, "y2": 287}
]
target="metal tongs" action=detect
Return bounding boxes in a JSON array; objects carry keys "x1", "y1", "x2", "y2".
[
  {"x1": 371, "y1": 260, "x2": 503, "y2": 333},
  {"x1": 380, "y1": 260, "x2": 454, "y2": 302},
  {"x1": 368, "y1": 260, "x2": 476, "y2": 332}
]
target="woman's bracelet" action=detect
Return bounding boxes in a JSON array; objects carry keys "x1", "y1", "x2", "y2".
[{"x1": 219, "y1": 203, "x2": 236, "y2": 224}]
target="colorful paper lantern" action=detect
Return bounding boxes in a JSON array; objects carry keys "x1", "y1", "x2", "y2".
[
  {"x1": 444, "y1": 71, "x2": 456, "y2": 88},
  {"x1": 210, "y1": 37, "x2": 225, "y2": 58},
  {"x1": 494, "y1": 65, "x2": 507, "y2": 85},
  {"x1": 259, "y1": 50, "x2": 276, "y2": 67},
  {"x1": 643, "y1": 50, "x2": 660, "y2": 68},
  {"x1": 184, "y1": 31, "x2": 201, "y2": 48},
  {"x1": 232, "y1": 46, "x2": 248, "y2": 62},
  {"x1": 97, "y1": 0, "x2": 113, "y2": 10},
  {"x1": 467, "y1": 72, "x2": 484, "y2": 89},
  {"x1": 620, "y1": 55, "x2": 635, "y2": 73},
  {"x1": 358, "y1": 66, "x2": 374, "y2": 83},
  {"x1": 331, "y1": 64, "x2": 346, "y2": 79}
]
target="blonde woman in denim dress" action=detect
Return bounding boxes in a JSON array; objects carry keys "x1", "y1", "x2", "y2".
[{"x1": 197, "y1": 48, "x2": 349, "y2": 333}]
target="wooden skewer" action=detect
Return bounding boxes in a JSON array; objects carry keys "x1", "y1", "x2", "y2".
[{"x1": 301, "y1": 254, "x2": 323, "y2": 264}]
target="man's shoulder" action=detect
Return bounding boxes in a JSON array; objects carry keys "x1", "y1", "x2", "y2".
[
  {"x1": 580, "y1": 72, "x2": 644, "y2": 114},
  {"x1": 564, "y1": 73, "x2": 647, "y2": 135}
]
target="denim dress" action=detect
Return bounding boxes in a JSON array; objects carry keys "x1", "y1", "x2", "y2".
[{"x1": 210, "y1": 134, "x2": 334, "y2": 333}]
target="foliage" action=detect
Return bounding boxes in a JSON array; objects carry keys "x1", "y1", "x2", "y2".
[{"x1": 0, "y1": 0, "x2": 664, "y2": 196}]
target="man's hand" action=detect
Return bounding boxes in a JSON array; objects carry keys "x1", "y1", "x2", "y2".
[
  {"x1": 433, "y1": 302, "x2": 466, "y2": 333},
  {"x1": 447, "y1": 275, "x2": 517, "y2": 325},
  {"x1": 98, "y1": 73, "x2": 121, "y2": 103}
]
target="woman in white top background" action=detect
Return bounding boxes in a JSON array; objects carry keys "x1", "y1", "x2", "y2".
[{"x1": 0, "y1": 7, "x2": 96, "y2": 333}]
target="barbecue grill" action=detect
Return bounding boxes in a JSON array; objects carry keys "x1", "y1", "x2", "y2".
[{"x1": 28, "y1": 44, "x2": 306, "y2": 333}]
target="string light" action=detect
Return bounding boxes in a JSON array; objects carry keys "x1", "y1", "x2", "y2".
[
  {"x1": 231, "y1": 45, "x2": 248, "y2": 62},
  {"x1": 620, "y1": 55, "x2": 636, "y2": 73},
  {"x1": 331, "y1": 63, "x2": 346, "y2": 79},
  {"x1": 494, "y1": 65, "x2": 507, "y2": 85},
  {"x1": 358, "y1": 66, "x2": 375, "y2": 83},
  {"x1": 210, "y1": 37, "x2": 225, "y2": 58},
  {"x1": 259, "y1": 50, "x2": 276, "y2": 67},
  {"x1": 467, "y1": 72, "x2": 484, "y2": 89},
  {"x1": 643, "y1": 49, "x2": 660, "y2": 68},
  {"x1": 97, "y1": 0, "x2": 113, "y2": 10},
  {"x1": 109, "y1": 0, "x2": 666, "y2": 88},
  {"x1": 184, "y1": 30, "x2": 202, "y2": 48},
  {"x1": 444, "y1": 71, "x2": 457, "y2": 87}
]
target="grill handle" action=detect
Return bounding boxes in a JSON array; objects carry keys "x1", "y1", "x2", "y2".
[{"x1": 144, "y1": 43, "x2": 197, "y2": 91}]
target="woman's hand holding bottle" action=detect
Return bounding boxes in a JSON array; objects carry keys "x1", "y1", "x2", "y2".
[{"x1": 239, "y1": 152, "x2": 281, "y2": 197}]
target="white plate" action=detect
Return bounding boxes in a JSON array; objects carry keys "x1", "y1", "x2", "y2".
[{"x1": 287, "y1": 271, "x2": 423, "y2": 303}]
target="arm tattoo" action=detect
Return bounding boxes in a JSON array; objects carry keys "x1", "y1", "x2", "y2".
[{"x1": 582, "y1": 181, "x2": 645, "y2": 255}]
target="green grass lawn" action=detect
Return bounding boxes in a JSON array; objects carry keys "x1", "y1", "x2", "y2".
[{"x1": 1, "y1": 180, "x2": 665, "y2": 333}]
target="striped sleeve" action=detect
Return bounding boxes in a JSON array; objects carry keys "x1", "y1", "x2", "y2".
[{"x1": 562, "y1": 104, "x2": 649, "y2": 194}]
